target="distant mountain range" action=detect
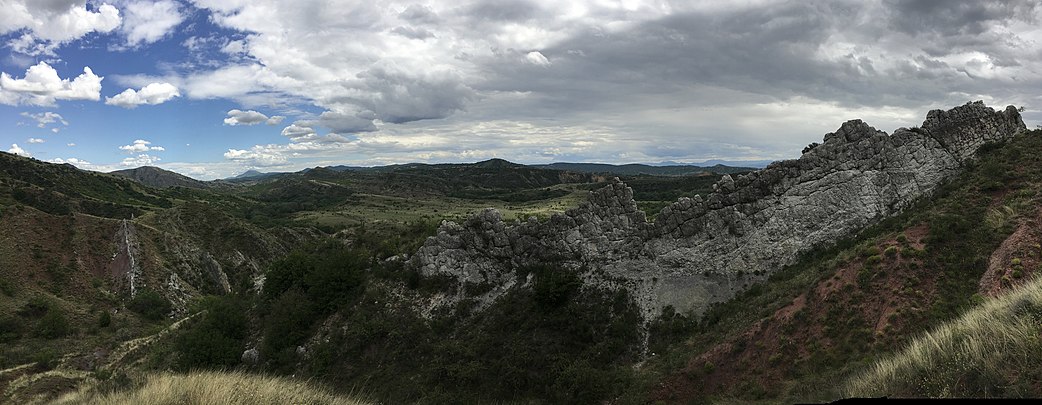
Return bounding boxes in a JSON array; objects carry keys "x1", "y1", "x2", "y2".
[
  {"x1": 531, "y1": 162, "x2": 755, "y2": 176},
  {"x1": 225, "y1": 158, "x2": 758, "y2": 181},
  {"x1": 685, "y1": 159, "x2": 774, "y2": 168}
]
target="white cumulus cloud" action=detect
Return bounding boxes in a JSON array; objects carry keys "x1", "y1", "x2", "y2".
[
  {"x1": 525, "y1": 51, "x2": 550, "y2": 66},
  {"x1": 48, "y1": 157, "x2": 91, "y2": 166},
  {"x1": 119, "y1": 0, "x2": 184, "y2": 46},
  {"x1": 119, "y1": 139, "x2": 165, "y2": 153},
  {"x1": 7, "y1": 33, "x2": 59, "y2": 57},
  {"x1": 0, "y1": 1, "x2": 121, "y2": 43},
  {"x1": 105, "y1": 82, "x2": 180, "y2": 108},
  {"x1": 27, "y1": 138, "x2": 45, "y2": 144},
  {"x1": 7, "y1": 144, "x2": 30, "y2": 157},
  {"x1": 0, "y1": 62, "x2": 102, "y2": 106},
  {"x1": 223, "y1": 109, "x2": 284, "y2": 126},
  {"x1": 223, "y1": 147, "x2": 289, "y2": 167},
  {"x1": 121, "y1": 153, "x2": 160, "y2": 166}
]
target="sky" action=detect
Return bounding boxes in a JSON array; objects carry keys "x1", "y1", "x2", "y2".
[{"x1": 1, "y1": 0, "x2": 1041, "y2": 180}]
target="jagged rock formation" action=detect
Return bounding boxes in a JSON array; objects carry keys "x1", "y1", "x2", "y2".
[{"x1": 409, "y1": 102, "x2": 1026, "y2": 319}]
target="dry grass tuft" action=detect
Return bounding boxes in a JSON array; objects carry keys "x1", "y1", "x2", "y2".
[
  {"x1": 50, "y1": 370, "x2": 369, "y2": 405},
  {"x1": 845, "y1": 276, "x2": 1042, "y2": 398}
]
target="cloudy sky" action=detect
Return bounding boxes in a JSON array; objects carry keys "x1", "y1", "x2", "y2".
[{"x1": 1, "y1": 0, "x2": 1040, "y2": 179}]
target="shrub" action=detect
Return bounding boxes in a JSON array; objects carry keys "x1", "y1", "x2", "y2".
[
  {"x1": 36, "y1": 306, "x2": 70, "y2": 339},
  {"x1": 0, "y1": 276, "x2": 12, "y2": 296},
  {"x1": 31, "y1": 348, "x2": 60, "y2": 371},
  {"x1": 883, "y1": 246, "x2": 899, "y2": 257},
  {"x1": 264, "y1": 246, "x2": 367, "y2": 314},
  {"x1": 97, "y1": 311, "x2": 111, "y2": 328},
  {"x1": 261, "y1": 290, "x2": 318, "y2": 372},
  {"x1": 127, "y1": 290, "x2": 172, "y2": 321},
  {"x1": 0, "y1": 315, "x2": 23, "y2": 342},
  {"x1": 531, "y1": 265, "x2": 582, "y2": 309},
  {"x1": 175, "y1": 295, "x2": 249, "y2": 370}
]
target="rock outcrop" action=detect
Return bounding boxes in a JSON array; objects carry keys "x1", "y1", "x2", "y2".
[{"x1": 410, "y1": 101, "x2": 1026, "y2": 319}]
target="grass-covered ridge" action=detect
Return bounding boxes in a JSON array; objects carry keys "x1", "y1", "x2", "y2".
[
  {"x1": 845, "y1": 275, "x2": 1042, "y2": 397},
  {"x1": 51, "y1": 370, "x2": 369, "y2": 405}
]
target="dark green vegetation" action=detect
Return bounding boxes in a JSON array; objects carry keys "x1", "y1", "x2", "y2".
[
  {"x1": 166, "y1": 243, "x2": 643, "y2": 403},
  {"x1": 173, "y1": 296, "x2": 250, "y2": 370},
  {"x1": 127, "y1": 290, "x2": 173, "y2": 321}
]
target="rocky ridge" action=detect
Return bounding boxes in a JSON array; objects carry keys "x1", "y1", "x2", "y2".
[{"x1": 409, "y1": 102, "x2": 1026, "y2": 319}]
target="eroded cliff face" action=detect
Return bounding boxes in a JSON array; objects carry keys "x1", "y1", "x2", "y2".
[{"x1": 409, "y1": 102, "x2": 1026, "y2": 319}]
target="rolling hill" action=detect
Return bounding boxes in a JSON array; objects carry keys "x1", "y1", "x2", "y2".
[{"x1": 109, "y1": 166, "x2": 209, "y2": 189}]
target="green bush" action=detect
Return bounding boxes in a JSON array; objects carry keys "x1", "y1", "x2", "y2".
[
  {"x1": 648, "y1": 305, "x2": 697, "y2": 355},
  {"x1": 36, "y1": 306, "x2": 70, "y2": 339},
  {"x1": 263, "y1": 245, "x2": 367, "y2": 314},
  {"x1": 31, "y1": 348, "x2": 60, "y2": 371},
  {"x1": 98, "y1": 311, "x2": 112, "y2": 328},
  {"x1": 175, "y1": 295, "x2": 249, "y2": 370},
  {"x1": 261, "y1": 290, "x2": 317, "y2": 373},
  {"x1": 127, "y1": 290, "x2": 172, "y2": 321},
  {"x1": 259, "y1": 244, "x2": 372, "y2": 373},
  {"x1": 0, "y1": 276, "x2": 12, "y2": 296},
  {"x1": 530, "y1": 265, "x2": 582, "y2": 309},
  {"x1": 0, "y1": 315, "x2": 23, "y2": 342}
]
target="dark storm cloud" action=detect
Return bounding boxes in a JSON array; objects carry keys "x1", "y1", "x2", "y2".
[
  {"x1": 399, "y1": 4, "x2": 439, "y2": 24},
  {"x1": 476, "y1": 2, "x2": 864, "y2": 111},
  {"x1": 885, "y1": 0, "x2": 1036, "y2": 37},
  {"x1": 354, "y1": 64, "x2": 475, "y2": 124},
  {"x1": 390, "y1": 25, "x2": 435, "y2": 40},
  {"x1": 316, "y1": 111, "x2": 378, "y2": 133},
  {"x1": 469, "y1": 0, "x2": 1039, "y2": 121},
  {"x1": 465, "y1": 0, "x2": 547, "y2": 22},
  {"x1": 881, "y1": 0, "x2": 1038, "y2": 66}
]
